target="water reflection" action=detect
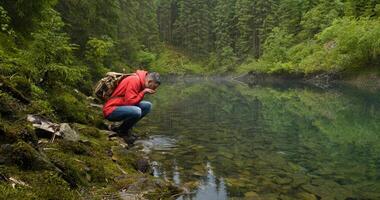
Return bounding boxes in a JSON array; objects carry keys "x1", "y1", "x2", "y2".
[
  {"x1": 137, "y1": 79, "x2": 380, "y2": 199},
  {"x1": 177, "y1": 163, "x2": 227, "y2": 200}
]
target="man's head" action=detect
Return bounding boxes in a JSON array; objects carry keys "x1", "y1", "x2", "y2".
[{"x1": 145, "y1": 72, "x2": 161, "y2": 90}]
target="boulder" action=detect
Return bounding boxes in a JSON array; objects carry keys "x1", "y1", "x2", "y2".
[{"x1": 59, "y1": 123, "x2": 79, "y2": 142}]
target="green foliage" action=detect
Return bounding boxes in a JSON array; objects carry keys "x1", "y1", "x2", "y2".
[
  {"x1": 261, "y1": 28, "x2": 294, "y2": 63},
  {"x1": 156, "y1": 0, "x2": 380, "y2": 74},
  {"x1": 209, "y1": 47, "x2": 239, "y2": 73},
  {"x1": 172, "y1": 0, "x2": 214, "y2": 56},
  {"x1": 135, "y1": 50, "x2": 156, "y2": 68},
  {"x1": 242, "y1": 17, "x2": 380, "y2": 74},
  {"x1": 9, "y1": 75, "x2": 32, "y2": 97},
  {"x1": 85, "y1": 37, "x2": 114, "y2": 80},
  {"x1": 0, "y1": 0, "x2": 55, "y2": 36},
  {"x1": 12, "y1": 8, "x2": 84, "y2": 87},
  {"x1": 150, "y1": 46, "x2": 206, "y2": 75},
  {"x1": 317, "y1": 17, "x2": 380, "y2": 69},
  {"x1": 299, "y1": 0, "x2": 343, "y2": 39},
  {"x1": 85, "y1": 37, "x2": 114, "y2": 60},
  {"x1": 0, "y1": 6, "x2": 14, "y2": 36},
  {"x1": 28, "y1": 100, "x2": 55, "y2": 119},
  {"x1": 344, "y1": 0, "x2": 380, "y2": 18}
]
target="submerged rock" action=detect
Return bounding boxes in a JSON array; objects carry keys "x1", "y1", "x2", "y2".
[
  {"x1": 295, "y1": 191, "x2": 318, "y2": 200},
  {"x1": 272, "y1": 175, "x2": 293, "y2": 185},
  {"x1": 244, "y1": 191, "x2": 261, "y2": 199}
]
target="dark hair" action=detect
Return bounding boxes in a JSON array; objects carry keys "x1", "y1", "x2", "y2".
[{"x1": 147, "y1": 72, "x2": 161, "y2": 85}]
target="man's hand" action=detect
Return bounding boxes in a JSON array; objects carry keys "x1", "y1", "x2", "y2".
[{"x1": 143, "y1": 88, "x2": 156, "y2": 94}]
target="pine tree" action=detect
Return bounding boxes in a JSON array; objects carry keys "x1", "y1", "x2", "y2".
[
  {"x1": 157, "y1": 0, "x2": 176, "y2": 43},
  {"x1": 172, "y1": 0, "x2": 214, "y2": 56},
  {"x1": 214, "y1": 0, "x2": 236, "y2": 53},
  {"x1": 235, "y1": 0, "x2": 254, "y2": 58}
]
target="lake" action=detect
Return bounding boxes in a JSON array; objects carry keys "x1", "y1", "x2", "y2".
[{"x1": 137, "y1": 77, "x2": 380, "y2": 200}]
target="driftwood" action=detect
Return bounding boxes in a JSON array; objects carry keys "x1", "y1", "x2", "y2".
[{"x1": 27, "y1": 115, "x2": 79, "y2": 142}]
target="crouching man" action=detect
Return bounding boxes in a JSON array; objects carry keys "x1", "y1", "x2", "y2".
[{"x1": 103, "y1": 70, "x2": 160, "y2": 143}]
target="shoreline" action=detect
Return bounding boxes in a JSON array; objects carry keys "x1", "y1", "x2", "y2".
[{"x1": 235, "y1": 70, "x2": 380, "y2": 92}]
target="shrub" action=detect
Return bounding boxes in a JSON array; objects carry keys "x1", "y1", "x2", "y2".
[
  {"x1": 261, "y1": 28, "x2": 295, "y2": 64},
  {"x1": 85, "y1": 37, "x2": 114, "y2": 81},
  {"x1": 9, "y1": 76, "x2": 32, "y2": 98},
  {"x1": 136, "y1": 50, "x2": 156, "y2": 68},
  {"x1": 317, "y1": 17, "x2": 380, "y2": 70}
]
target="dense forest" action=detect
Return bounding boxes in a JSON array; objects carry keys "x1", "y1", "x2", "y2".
[
  {"x1": 157, "y1": 0, "x2": 380, "y2": 74},
  {"x1": 1, "y1": 0, "x2": 379, "y2": 82},
  {"x1": 0, "y1": 0, "x2": 161, "y2": 95}
]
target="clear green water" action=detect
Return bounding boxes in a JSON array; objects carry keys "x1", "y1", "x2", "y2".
[{"x1": 138, "y1": 78, "x2": 380, "y2": 200}]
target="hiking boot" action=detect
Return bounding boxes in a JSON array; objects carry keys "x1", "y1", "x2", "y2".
[
  {"x1": 117, "y1": 129, "x2": 138, "y2": 145},
  {"x1": 108, "y1": 122, "x2": 122, "y2": 133}
]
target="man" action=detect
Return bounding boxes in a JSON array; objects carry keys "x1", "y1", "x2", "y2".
[{"x1": 103, "y1": 70, "x2": 160, "y2": 142}]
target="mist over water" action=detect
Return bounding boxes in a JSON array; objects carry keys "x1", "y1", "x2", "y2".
[{"x1": 137, "y1": 79, "x2": 380, "y2": 199}]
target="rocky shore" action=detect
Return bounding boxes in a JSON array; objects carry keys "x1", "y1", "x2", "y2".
[{"x1": 0, "y1": 79, "x2": 182, "y2": 200}]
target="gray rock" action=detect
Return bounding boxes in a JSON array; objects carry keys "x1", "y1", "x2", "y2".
[{"x1": 59, "y1": 123, "x2": 79, "y2": 141}]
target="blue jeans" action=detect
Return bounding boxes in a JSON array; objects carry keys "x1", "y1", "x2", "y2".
[{"x1": 106, "y1": 101, "x2": 152, "y2": 134}]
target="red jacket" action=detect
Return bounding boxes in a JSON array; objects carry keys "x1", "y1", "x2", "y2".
[{"x1": 103, "y1": 70, "x2": 147, "y2": 117}]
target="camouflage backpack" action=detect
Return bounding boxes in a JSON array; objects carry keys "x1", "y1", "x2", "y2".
[{"x1": 93, "y1": 72, "x2": 133, "y2": 101}]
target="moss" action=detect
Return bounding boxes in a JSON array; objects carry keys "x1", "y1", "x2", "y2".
[
  {"x1": 9, "y1": 75, "x2": 32, "y2": 98},
  {"x1": 9, "y1": 141, "x2": 49, "y2": 170},
  {"x1": 0, "y1": 122, "x2": 17, "y2": 144},
  {"x1": 0, "y1": 94, "x2": 177, "y2": 199},
  {"x1": 0, "y1": 120, "x2": 38, "y2": 146},
  {"x1": 14, "y1": 124, "x2": 38, "y2": 146},
  {"x1": 112, "y1": 147, "x2": 139, "y2": 170},
  {"x1": 0, "y1": 76, "x2": 30, "y2": 104},
  {"x1": 82, "y1": 158, "x2": 109, "y2": 183},
  {"x1": 0, "y1": 166, "x2": 79, "y2": 200},
  {"x1": 48, "y1": 90, "x2": 104, "y2": 127},
  {"x1": 47, "y1": 151, "x2": 89, "y2": 187},
  {"x1": 0, "y1": 91, "x2": 21, "y2": 118},
  {"x1": 58, "y1": 140, "x2": 93, "y2": 156},
  {"x1": 29, "y1": 172, "x2": 79, "y2": 200},
  {"x1": 45, "y1": 141, "x2": 121, "y2": 187},
  {"x1": 49, "y1": 92, "x2": 89, "y2": 123},
  {"x1": 73, "y1": 124, "x2": 102, "y2": 139},
  {"x1": 27, "y1": 99, "x2": 56, "y2": 119}
]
